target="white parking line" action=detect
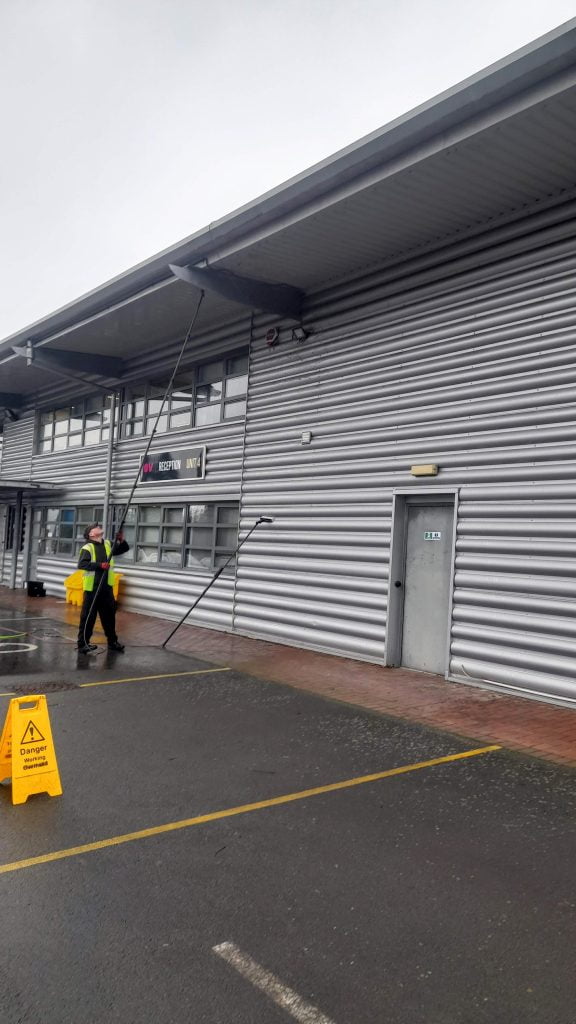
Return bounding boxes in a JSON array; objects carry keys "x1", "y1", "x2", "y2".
[{"x1": 213, "y1": 941, "x2": 337, "y2": 1024}]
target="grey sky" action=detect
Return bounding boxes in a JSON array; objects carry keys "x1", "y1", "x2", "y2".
[{"x1": 1, "y1": 0, "x2": 575, "y2": 340}]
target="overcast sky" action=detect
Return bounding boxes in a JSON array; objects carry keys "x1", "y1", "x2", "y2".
[{"x1": 1, "y1": 0, "x2": 575, "y2": 341}]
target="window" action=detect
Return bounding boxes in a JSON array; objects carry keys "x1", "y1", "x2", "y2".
[
  {"x1": 39, "y1": 396, "x2": 114, "y2": 453},
  {"x1": 120, "y1": 350, "x2": 248, "y2": 439},
  {"x1": 38, "y1": 506, "x2": 104, "y2": 556},
  {"x1": 112, "y1": 502, "x2": 239, "y2": 570}
]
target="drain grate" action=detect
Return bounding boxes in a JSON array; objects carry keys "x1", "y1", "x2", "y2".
[{"x1": 10, "y1": 681, "x2": 80, "y2": 694}]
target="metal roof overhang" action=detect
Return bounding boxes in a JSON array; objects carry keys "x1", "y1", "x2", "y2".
[
  {"x1": 0, "y1": 480, "x2": 60, "y2": 496},
  {"x1": 2, "y1": 19, "x2": 576, "y2": 407}
]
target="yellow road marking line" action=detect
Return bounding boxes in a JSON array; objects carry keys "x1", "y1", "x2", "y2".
[
  {"x1": 0, "y1": 667, "x2": 231, "y2": 700},
  {"x1": 79, "y1": 667, "x2": 231, "y2": 689},
  {"x1": 0, "y1": 744, "x2": 500, "y2": 876}
]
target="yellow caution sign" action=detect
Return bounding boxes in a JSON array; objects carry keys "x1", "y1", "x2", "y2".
[{"x1": 0, "y1": 695, "x2": 62, "y2": 805}]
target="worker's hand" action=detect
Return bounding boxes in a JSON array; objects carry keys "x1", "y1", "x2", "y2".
[
  {"x1": 99, "y1": 561, "x2": 110, "y2": 570},
  {"x1": 115, "y1": 531, "x2": 124, "y2": 543}
]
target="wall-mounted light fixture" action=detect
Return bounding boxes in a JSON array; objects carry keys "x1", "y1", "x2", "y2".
[{"x1": 410, "y1": 464, "x2": 439, "y2": 476}]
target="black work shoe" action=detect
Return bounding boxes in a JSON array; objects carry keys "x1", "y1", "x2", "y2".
[
  {"x1": 77, "y1": 644, "x2": 96, "y2": 654},
  {"x1": 108, "y1": 641, "x2": 125, "y2": 652}
]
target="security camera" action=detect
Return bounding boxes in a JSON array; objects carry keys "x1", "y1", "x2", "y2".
[{"x1": 292, "y1": 326, "x2": 310, "y2": 342}]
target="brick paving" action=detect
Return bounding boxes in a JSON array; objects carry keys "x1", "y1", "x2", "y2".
[{"x1": 3, "y1": 589, "x2": 576, "y2": 767}]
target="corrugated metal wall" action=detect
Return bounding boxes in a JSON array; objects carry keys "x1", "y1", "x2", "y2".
[
  {"x1": 236, "y1": 210, "x2": 576, "y2": 702},
  {"x1": 1, "y1": 416, "x2": 34, "y2": 478},
  {"x1": 3, "y1": 207, "x2": 576, "y2": 703}
]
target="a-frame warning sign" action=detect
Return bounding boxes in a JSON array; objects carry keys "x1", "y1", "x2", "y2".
[{"x1": 0, "y1": 695, "x2": 62, "y2": 805}]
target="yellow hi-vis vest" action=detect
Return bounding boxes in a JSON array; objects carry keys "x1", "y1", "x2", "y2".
[{"x1": 80, "y1": 540, "x2": 116, "y2": 591}]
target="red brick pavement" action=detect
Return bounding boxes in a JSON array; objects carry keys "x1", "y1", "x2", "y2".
[{"x1": 3, "y1": 590, "x2": 576, "y2": 768}]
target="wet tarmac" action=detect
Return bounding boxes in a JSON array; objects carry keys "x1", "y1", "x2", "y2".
[{"x1": 0, "y1": 604, "x2": 575, "y2": 1023}]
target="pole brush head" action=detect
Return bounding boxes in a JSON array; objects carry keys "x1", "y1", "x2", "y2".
[{"x1": 257, "y1": 516, "x2": 274, "y2": 524}]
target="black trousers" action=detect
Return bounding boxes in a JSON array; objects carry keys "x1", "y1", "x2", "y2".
[{"x1": 78, "y1": 582, "x2": 118, "y2": 646}]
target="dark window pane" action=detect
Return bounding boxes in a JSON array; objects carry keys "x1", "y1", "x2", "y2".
[
  {"x1": 122, "y1": 526, "x2": 136, "y2": 547},
  {"x1": 218, "y1": 507, "x2": 239, "y2": 525},
  {"x1": 54, "y1": 409, "x2": 69, "y2": 433},
  {"x1": 196, "y1": 382, "x2": 222, "y2": 405},
  {"x1": 227, "y1": 353, "x2": 248, "y2": 375},
  {"x1": 186, "y1": 526, "x2": 212, "y2": 547},
  {"x1": 198, "y1": 360, "x2": 223, "y2": 384},
  {"x1": 216, "y1": 526, "x2": 238, "y2": 548}
]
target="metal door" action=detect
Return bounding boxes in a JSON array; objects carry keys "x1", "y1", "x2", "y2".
[{"x1": 400, "y1": 504, "x2": 454, "y2": 674}]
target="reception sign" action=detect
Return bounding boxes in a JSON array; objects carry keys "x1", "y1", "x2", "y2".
[{"x1": 140, "y1": 446, "x2": 206, "y2": 483}]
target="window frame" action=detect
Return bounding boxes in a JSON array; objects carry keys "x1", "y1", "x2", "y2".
[
  {"x1": 38, "y1": 506, "x2": 104, "y2": 557},
  {"x1": 111, "y1": 501, "x2": 239, "y2": 571},
  {"x1": 119, "y1": 348, "x2": 248, "y2": 440},
  {"x1": 37, "y1": 395, "x2": 115, "y2": 454}
]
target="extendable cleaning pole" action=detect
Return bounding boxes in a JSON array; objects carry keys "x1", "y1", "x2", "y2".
[
  {"x1": 81, "y1": 291, "x2": 205, "y2": 648},
  {"x1": 161, "y1": 516, "x2": 273, "y2": 648}
]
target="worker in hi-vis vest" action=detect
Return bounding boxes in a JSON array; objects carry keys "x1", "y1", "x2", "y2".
[{"x1": 77, "y1": 522, "x2": 129, "y2": 654}]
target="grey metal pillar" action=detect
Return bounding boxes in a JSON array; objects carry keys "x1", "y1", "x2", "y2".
[{"x1": 9, "y1": 489, "x2": 23, "y2": 589}]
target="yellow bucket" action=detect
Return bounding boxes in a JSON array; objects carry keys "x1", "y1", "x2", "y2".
[{"x1": 64, "y1": 570, "x2": 123, "y2": 607}]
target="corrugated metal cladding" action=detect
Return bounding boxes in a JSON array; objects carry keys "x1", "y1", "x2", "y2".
[
  {"x1": 4, "y1": 206, "x2": 576, "y2": 704},
  {"x1": 1, "y1": 416, "x2": 34, "y2": 477},
  {"x1": 237, "y1": 208, "x2": 576, "y2": 704},
  {"x1": 21, "y1": 324, "x2": 251, "y2": 629}
]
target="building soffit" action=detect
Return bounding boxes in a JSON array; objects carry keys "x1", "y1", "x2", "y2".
[{"x1": 1, "y1": 20, "x2": 576, "y2": 409}]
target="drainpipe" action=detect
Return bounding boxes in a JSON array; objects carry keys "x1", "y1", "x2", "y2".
[
  {"x1": 9, "y1": 489, "x2": 23, "y2": 589},
  {"x1": 102, "y1": 392, "x2": 117, "y2": 537}
]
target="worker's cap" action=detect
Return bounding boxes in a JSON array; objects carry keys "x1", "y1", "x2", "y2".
[{"x1": 83, "y1": 523, "x2": 103, "y2": 540}]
